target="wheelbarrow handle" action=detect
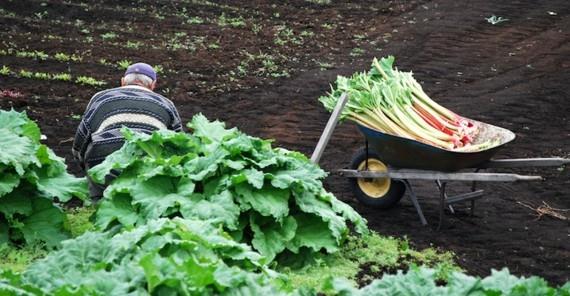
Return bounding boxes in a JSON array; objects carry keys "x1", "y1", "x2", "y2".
[
  {"x1": 479, "y1": 157, "x2": 570, "y2": 168},
  {"x1": 311, "y1": 93, "x2": 349, "y2": 164}
]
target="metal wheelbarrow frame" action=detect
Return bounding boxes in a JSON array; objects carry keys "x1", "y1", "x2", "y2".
[{"x1": 312, "y1": 93, "x2": 569, "y2": 229}]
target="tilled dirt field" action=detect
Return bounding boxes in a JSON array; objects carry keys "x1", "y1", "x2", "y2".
[{"x1": 1, "y1": 0, "x2": 568, "y2": 284}]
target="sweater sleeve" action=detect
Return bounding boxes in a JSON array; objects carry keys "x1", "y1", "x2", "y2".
[
  {"x1": 72, "y1": 93, "x2": 102, "y2": 169},
  {"x1": 171, "y1": 106, "x2": 183, "y2": 132},
  {"x1": 72, "y1": 117, "x2": 91, "y2": 170}
]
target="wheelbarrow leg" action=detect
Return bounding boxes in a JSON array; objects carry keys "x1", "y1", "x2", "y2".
[
  {"x1": 403, "y1": 180, "x2": 427, "y2": 225},
  {"x1": 470, "y1": 169, "x2": 481, "y2": 216},
  {"x1": 436, "y1": 180, "x2": 454, "y2": 214},
  {"x1": 437, "y1": 181, "x2": 447, "y2": 231}
]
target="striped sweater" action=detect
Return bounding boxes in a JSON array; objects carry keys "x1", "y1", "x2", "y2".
[{"x1": 72, "y1": 85, "x2": 182, "y2": 169}]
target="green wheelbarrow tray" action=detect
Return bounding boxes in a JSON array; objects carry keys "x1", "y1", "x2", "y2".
[{"x1": 357, "y1": 119, "x2": 516, "y2": 171}]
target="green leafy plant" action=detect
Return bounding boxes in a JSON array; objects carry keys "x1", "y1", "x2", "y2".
[
  {"x1": 349, "y1": 47, "x2": 365, "y2": 57},
  {"x1": 54, "y1": 52, "x2": 82, "y2": 62},
  {"x1": 3, "y1": 221, "x2": 567, "y2": 295},
  {"x1": 274, "y1": 26, "x2": 303, "y2": 46},
  {"x1": 117, "y1": 59, "x2": 132, "y2": 70},
  {"x1": 153, "y1": 65, "x2": 164, "y2": 74},
  {"x1": 18, "y1": 69, "x2": 33, "y2": 78},
  {"x1": 125, "y1": 41, "x2": 141, "y2": 49},
  {"x1": 207, "y1": 41, "x2": 220, "y2": 49},
  {"x1": 0, "y1": 110, "x2": 87, "y2": 247},
  {"x1": 319, "y1": 56, "x2": 495, "y2": 151},
  {"x1": 54, "y1": 53, "x2": 70, "y2": 62},
  {"x1": 306, "y1": 0, "x2": 331, "y2": 4},
  {"x1": 317, "y1": 61, "x2": 334, "y2": 71},
  {"x1": 300, "y1": 30, "x2": 314, "y2": 37},
  {"x1": 15, "y1": 51, "x2": 48, "y2": 61},
  {"x1": 33, "y1": 11, "x2": 48, "y2": 20},
  {"x1": 89, "y1": 114, "x2": 367, "y2": 262},
  {"x1": 0, "y1": 65, "x2": 11, "y2": 76},
  {"x1": 0, "y1": 8, "x2": 16, "y2": 17},
  {"x1": 252, "y1": 23, "x2": 263, "y2": 34},
  {"x1": 186, "y1": 16, "x2": 204, "y2": 24},
  {"x1": 32, "y1": 72, "x2": 50, "y2": 80},
  {"x1": 217, "y1": 13, "x2": 246, "y2": 28},
  {"x1": 98, "y1": 58, "x2": 112, "y2": 66},
  {"x1": 324, "y1": 266, "x2": 570, "y2": 295},
  {"x1": 1, "y1": 218, "x2": 293, "y2": 295},
  {"x1": 52, "y1": 73, "x2": 72, "y2": 81},
  {"x1": 100, "y1": 32, "x2": 117, "y2": 40},
  {"x1": 236, "y1": 51, "x2": 289, "y2": 78},
  {"x1": 75, "y1": 76, "x2": 106, "y2": 87}
]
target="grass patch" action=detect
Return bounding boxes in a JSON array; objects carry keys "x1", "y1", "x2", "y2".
[
  {"x1": 66, "y1": 206, "x2": 95, "y2": 237},
  {"x1": 0, "y1": 207, "x2": 95, "y2": 272},
  {"x1": 279, "y1": 231, "x2": 459, "y2": 289},
  {"x1": 0, "y1": 243, "x2": 48, "y2": 273}
]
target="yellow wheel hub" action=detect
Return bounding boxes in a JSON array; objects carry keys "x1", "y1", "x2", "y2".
[{"x1": 357, "y1": 158, "x2": 391, "y2": 198}]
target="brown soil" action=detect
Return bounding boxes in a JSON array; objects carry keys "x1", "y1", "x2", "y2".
[{"x1": 1, "y1": 0, "x2": 568, "y2": 285}]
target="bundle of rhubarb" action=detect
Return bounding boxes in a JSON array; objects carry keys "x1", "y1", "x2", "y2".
[{"x1": 319, "y1": 56, "x2": 497, "y2": 152}]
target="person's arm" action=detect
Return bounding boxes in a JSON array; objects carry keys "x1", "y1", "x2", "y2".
[
  {"x1": 171, "y1": 106, "x2": 183, "y2": 132},
  {"x1": 72, "y1": 92, "x2": 103, "y2": 170},
  {"x1": 72, "y1": 118, "x2": 91, "y2": 171}
]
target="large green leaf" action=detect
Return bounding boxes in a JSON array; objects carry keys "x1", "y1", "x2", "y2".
[
  {"x1": 507, "y1": 277, "x2": 556, "y2": 296},
  {"x1": 250, "y1": 214, "x2": 297, "y2": 261},
  {"x1": 287, "y1": 213, "x2": 338, "y2": 254},
  {"x1": 324, "y1": 190, "x2": 368, "y2": 235},
  {"x1": 35, "y1": 169, "x2": 88, "y2": 202},
  {"x1": 95, "y1": 193, "x2": 139, "y2": 229},
  {"x1": 230, "y1": 168, "x2": 265, "y2": 189},
  {"x1": 0, "y1": 110, "x2": 41, "y2": 143},
  {"x1": 188, "y1": 113, "x2": 237, "y2": 152},
  {"x1": 268, "y1": 154, "x2": 327, "y2": 192},
  {"x1": 0, "y1": 187, "x2": 33, "y2": 219},
  {"x1": 184, "y1": 148, "x2": 229, "y2": 181},
  {"x1": 479, "y1": 268, "x2": 540, "y2": 295},
  {"x1": 0, "y1": 173, "x2": 21, "y2": 198},
  {"x1": 129, "y1": 176, "x2": 186, "y2": 220},
  {"x1": 358, "y1": 267, "x2": 443, "y2": 295},
  {"x1": 0, "y1": 129, "x2": 36, "y2": 176},
  {"x1": 293, "y1": 190, "x2": 347, "y2": 243},
  {"x1": 179, "y1": 190, "x2": 241, "y2": 231},
  {"x1": 20, "y1": 197, "x2": 68, "y2": 248},
  {"x1": 88, "y1": 142, "x2": 142, "y2": 184},
  {"x1": 234, "y1": 184, "x2": 290, "y2": 222}
]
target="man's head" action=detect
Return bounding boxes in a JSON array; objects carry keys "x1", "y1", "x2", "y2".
[{"x1": 121, "y1": 62, "x2": 157, "y2": 90}]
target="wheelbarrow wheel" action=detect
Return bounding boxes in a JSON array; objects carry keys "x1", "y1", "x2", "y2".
[{"x1": 349, "y1": 148, "x2": 405, "y2": 209}]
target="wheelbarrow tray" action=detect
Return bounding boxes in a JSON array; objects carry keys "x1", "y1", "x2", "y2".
[{"x1": 357, "y1": 119, "x2": 516, "y2": 172}]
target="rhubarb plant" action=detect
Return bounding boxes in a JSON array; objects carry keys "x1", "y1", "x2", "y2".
[
  {"x1": 89, "y1": 114, "x2": 367, "y2": 261},
  {"x1": 0, "y1": 110, "x2": 87, "y2": 247},
  {"x1": 319, "y1": 56, "x2": 500, "y2": 151},
  {"x1": 1, "y1": 218, "x2": 297, "y2": 295}
]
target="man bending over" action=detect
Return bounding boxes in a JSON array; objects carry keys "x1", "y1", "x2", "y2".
[{"x1": 72, "y1": 62, "x2": 182, "y2": 200}]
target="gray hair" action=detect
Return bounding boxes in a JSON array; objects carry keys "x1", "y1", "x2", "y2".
[{"x1": 123, "y1": 73, "x2": 154, "y2": 88}]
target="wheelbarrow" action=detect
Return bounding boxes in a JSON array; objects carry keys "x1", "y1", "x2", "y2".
[{"x1": 311, "y1": 93, "x2": 570, "y2": 229}]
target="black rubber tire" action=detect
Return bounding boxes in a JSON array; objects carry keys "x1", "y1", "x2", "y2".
[{"x1": 349, "y1": 148, "x2": 406, "y2": 209}]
